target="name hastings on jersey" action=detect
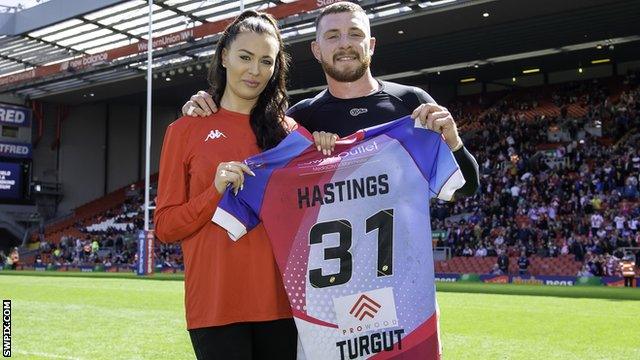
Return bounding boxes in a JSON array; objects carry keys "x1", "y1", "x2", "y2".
[{"x1": 297, "y1": 174, "x2": 389, "y2": 209}]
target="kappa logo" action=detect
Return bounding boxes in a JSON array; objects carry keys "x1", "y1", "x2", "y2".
[
  {"x1": 349, "y1": 294, "x2": 381, "y2": 320},
  {"x1": 349, "y1": 108, "x2": 368, "y2": 116},
  {"x1": 205, "y1": 129, "x2": 227, "y2": 141}
]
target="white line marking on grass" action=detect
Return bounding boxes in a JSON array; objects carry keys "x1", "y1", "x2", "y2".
[{"x1": 14, "y1": 350, "x2": 84, "y2": 360}]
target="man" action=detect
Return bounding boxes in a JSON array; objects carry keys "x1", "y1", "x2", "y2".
[
  {"x1": 620, "y1": 252, "x2": 636, "y2": 287},
  {"x1": 497, "y1": 251, "x2": 509, "y2": 274},
  {"x1": 518, "y1": 251, "x2": 530, "y2": 276},
  {"x1": 590, "y1": 212, "x2": 604, "y2": 235},
  {"x1": 183, "y1": 2, "x2": 479, "y2": 198}
]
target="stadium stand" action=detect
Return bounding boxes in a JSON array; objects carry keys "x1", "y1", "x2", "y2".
[{"x1": 437, "y1": 72, "x2": 640, "y2": 277}]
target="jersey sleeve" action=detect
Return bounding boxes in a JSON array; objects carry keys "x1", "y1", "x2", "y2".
[
  {"x1": 383, "y1": 117, "x2": 465, "y2": 201},
  {"x1": 212, "y1": 127, "x2": 315, "y2": 240},
  {"x1": 419, "y1": 125, "x2": 465, "y2": 201},
  {"x1": 211, "y1": 180, "x2": 262, "y2": 241}
]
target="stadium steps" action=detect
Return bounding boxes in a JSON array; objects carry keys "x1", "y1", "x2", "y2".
[
  {"x1": 37, "y1": 174, "x2": 158, "y2": 244},
  {"x1": 458, "y1": 76, "x2": 631, "y2": 132}
]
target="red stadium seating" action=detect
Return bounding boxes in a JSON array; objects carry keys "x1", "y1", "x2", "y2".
[
  {"x1": 435, "y1": 255, "x2": 583, "y2": 276},
  {"x1": 35, "y1": 174, "x2": 158, "y2": 244}
]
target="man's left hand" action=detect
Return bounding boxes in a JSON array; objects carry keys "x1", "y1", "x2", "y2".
[{"x1": 411, "y1": 103, "x2": 463, "y2": 151}]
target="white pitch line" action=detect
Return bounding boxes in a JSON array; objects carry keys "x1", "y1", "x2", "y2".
[{"x1": 14, "y1": 350, "x2": 84, "y2": 360}]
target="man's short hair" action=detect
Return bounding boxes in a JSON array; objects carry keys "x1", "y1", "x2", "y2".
[{"x1": 314, "y1": 1, "x2": 369, "y2": 33}]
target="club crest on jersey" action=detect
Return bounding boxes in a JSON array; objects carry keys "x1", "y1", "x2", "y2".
[
  {"x1": 349, "y1": 108, "x2": 368, "y2": 116},
  {"x1": 205, "y1": 129, "x2": 226, "y2": 141}
]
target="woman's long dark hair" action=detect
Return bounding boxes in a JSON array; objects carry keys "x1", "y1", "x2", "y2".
[{"x1": 207, "y1": 10, "x2": 290, "y2": 150}]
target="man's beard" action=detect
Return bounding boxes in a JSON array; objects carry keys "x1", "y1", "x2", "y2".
[{"x1": 320, "y1": 50, "x2": 371, "y2": 82}]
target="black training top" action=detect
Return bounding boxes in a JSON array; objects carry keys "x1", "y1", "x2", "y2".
[
  {"x1": 286, "y1": 80, "x2": 480, "y2": 198},
  {"x1": 287, "y1": 80, "x2": 434, "y2": 136}
]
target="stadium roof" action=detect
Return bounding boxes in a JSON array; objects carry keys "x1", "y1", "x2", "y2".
[
  {"x1": 0, "y1": 0, "x2": 638, "y2": 102},
  {"x1": 0, "y1": 0, "x2": 453, "y2": 97}
]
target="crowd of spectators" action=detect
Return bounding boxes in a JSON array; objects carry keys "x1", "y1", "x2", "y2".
[
  {"x1": 23, "y1": 195, "x2": 183, "y2": 270},
  {"x1": 434, "y1": 72, "x2": 640, "y2": 276}
]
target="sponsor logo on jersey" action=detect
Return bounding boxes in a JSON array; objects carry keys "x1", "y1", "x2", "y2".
[
  {"x1": 297, "y1": 140, "x2": 381, "y2": 169},
  {"x1": 333, "y1": 287, "x2": 398, "y2": 336},
  {"x1": 350, "y1": 294, "x2": 381, "y2": 320},
  {"x1": 333, "y1": 288, "x2": 404, "y2": 359},
  {"x1": 349, "y1": 108, "x2": 368, "y2": 116},
  {"x1": 205, "y1": 129, "x2": 227, "y2": 141}
]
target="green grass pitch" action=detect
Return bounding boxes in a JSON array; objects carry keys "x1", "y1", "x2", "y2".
[{"x1": 1, "y1": 272, "x2": 639, "y2": 359}]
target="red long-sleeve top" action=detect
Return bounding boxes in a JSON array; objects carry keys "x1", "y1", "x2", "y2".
[{"x1": 154, "y1": 108, "x2": 292, "y2": 329}]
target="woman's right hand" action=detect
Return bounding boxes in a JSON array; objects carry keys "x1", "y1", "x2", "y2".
[{"x1": 214, "y1": 161, "x2": 255, "y2": 195}]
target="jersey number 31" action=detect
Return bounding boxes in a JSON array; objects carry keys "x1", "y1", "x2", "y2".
[{"x1": 309, "y1": 209, "x2": 394, "y2": 288}]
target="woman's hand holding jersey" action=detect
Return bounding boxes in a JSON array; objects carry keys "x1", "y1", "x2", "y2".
[{"x1": 214, "y1": 161, "x2": 255, "y2": 195}]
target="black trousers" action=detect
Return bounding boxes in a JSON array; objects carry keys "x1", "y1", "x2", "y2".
[{"x1": 189, "y1": 318, "x2": 297, "y2": 360}]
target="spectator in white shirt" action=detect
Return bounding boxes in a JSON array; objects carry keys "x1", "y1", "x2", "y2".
[
  {"x1": 614, "y1": 215, "x2": 626, "y2": 230},
  {"x1": 462, "y1": 246, "x2": 473, "y2": 257},
  {"x1": 591, "y1": 213, "x2": 604, "y2": 232},
  {"x1": 510, "y1": 183, "x2": 521, "y2": 197}
]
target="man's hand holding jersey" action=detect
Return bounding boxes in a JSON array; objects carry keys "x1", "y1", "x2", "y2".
[{"x1": 411, "y1": 103, "x2": 463, "y2": 151}]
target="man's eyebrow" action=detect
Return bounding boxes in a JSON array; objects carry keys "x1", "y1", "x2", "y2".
[{"x1": 323, "y1": 27, "x2": 364, "y2": 33}]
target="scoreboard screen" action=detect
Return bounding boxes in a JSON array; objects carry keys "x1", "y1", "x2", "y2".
[{"x1": 0, "y1": 162, "x2": 22, "y2": 199}]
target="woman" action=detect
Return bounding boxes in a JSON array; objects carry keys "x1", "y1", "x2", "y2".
[{"x1": 154, "y1": 11, "x2": 297, "y2": 359}]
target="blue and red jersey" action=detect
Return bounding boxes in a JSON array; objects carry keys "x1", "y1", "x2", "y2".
[{"x1": 213, "y1": 115, "x2": 464, "y2": 359}]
